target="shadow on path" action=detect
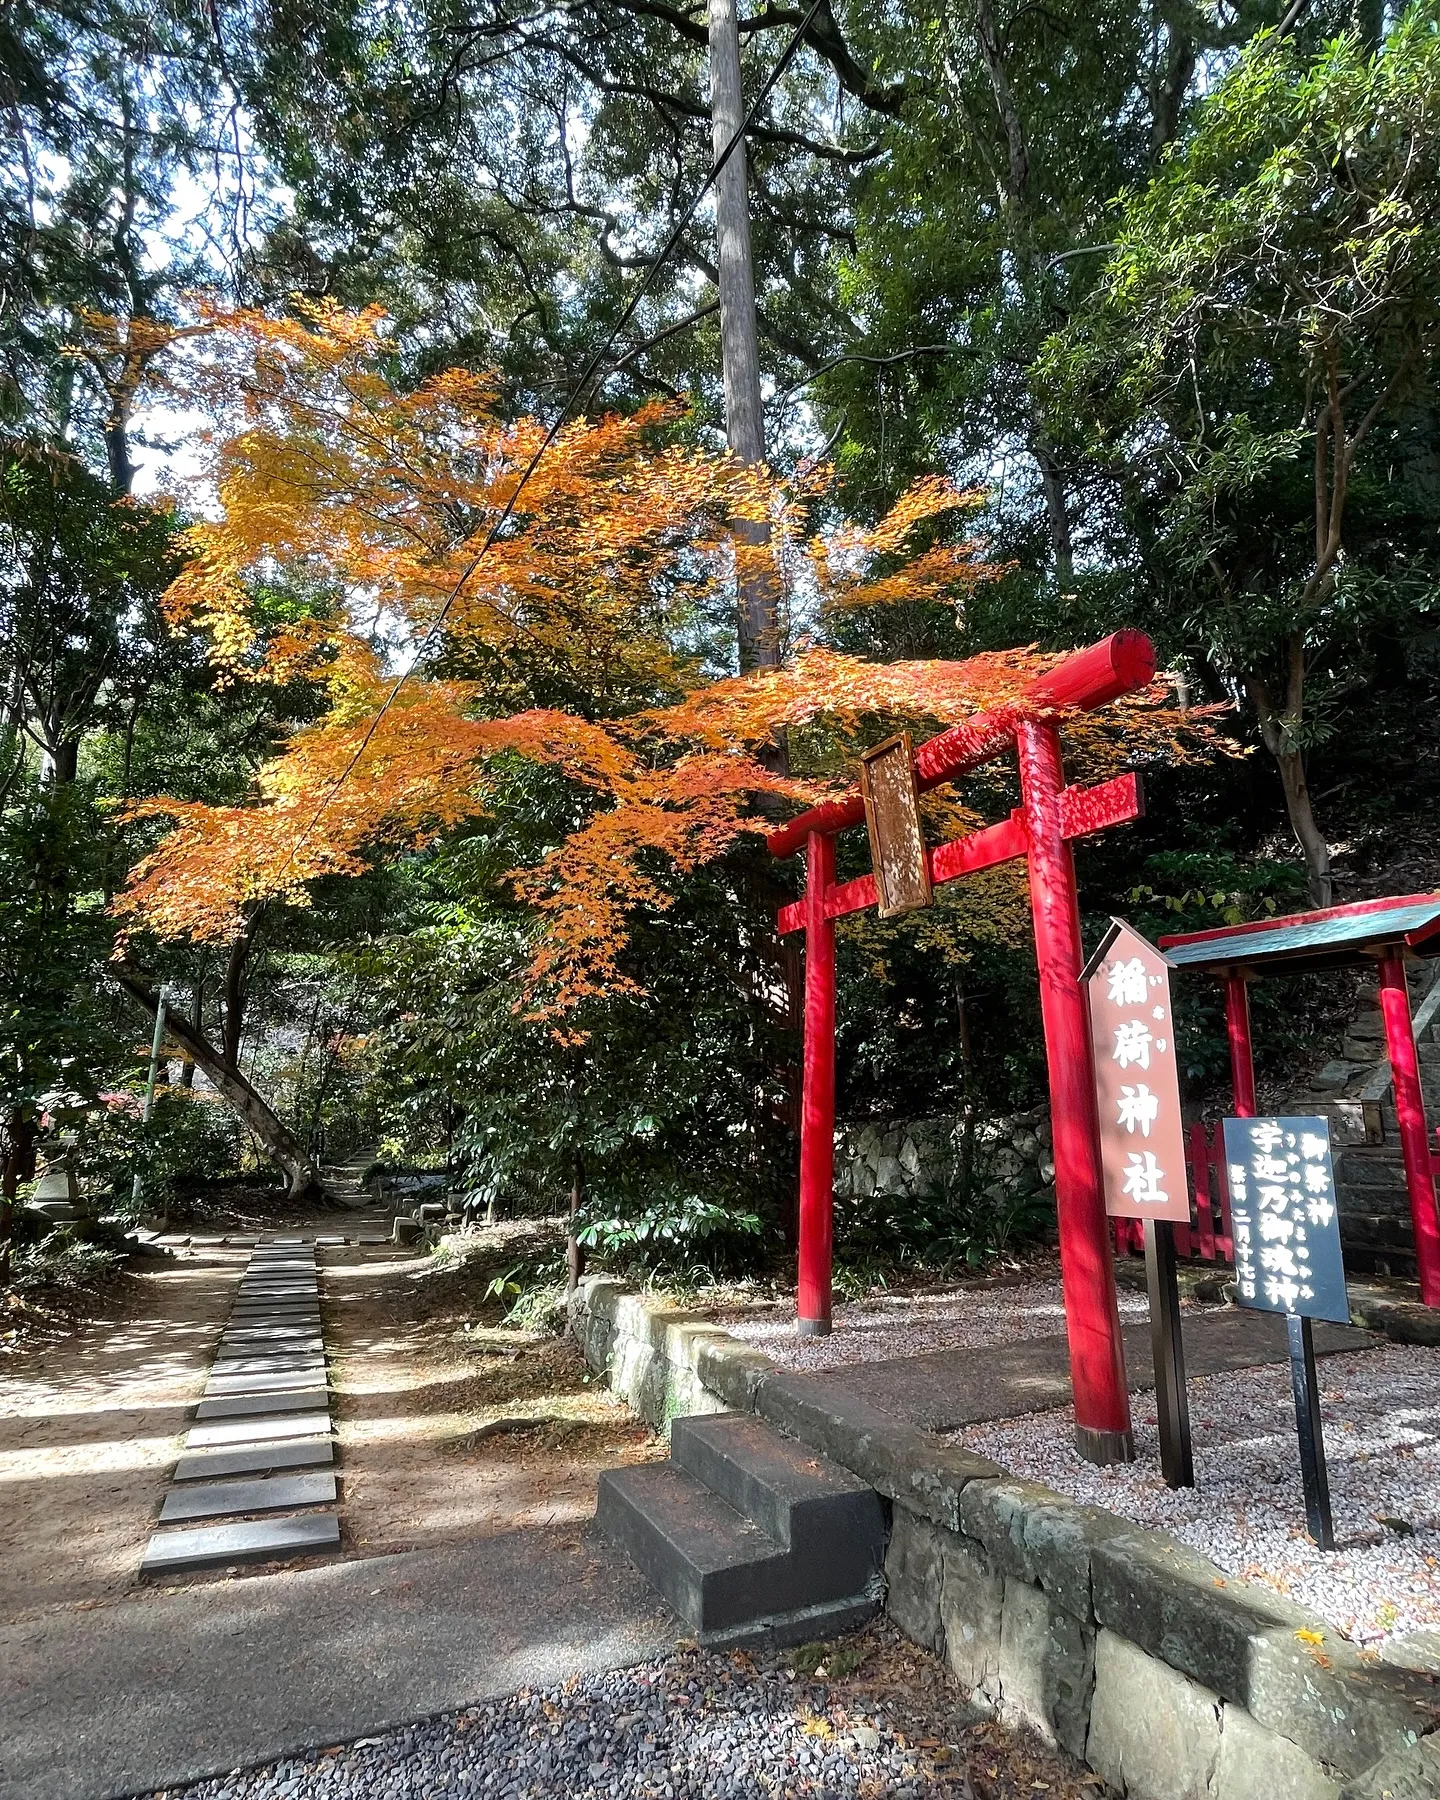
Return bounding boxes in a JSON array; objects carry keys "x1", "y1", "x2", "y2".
[{"x1": 0, "y1": 1520, "x2": 674, "y2": 1800}]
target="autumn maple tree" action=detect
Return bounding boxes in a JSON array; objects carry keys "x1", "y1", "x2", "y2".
[{"x1": 116, "y1": 304, "x2": 1219, "y2": 1019}]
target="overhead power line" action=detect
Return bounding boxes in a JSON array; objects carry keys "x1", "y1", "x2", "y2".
[{"x1": 267, "y1": 0, "x2": 827, "y2": 895}]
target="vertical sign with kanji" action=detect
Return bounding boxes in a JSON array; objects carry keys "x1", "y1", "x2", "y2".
[
  {"x1": 1084, "y1": 920, "x2": 1191, "y2": 1224},
  {"x1": 1222, "y1": 1114, "x2": 1346, "y2": 1549},
  {"x1": 1221, "y1": 1117, "x2": 1348, "y2": 1324}
]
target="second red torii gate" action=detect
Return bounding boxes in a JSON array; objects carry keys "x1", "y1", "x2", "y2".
[{"x1": 768, "y1": 631, "x2": 1156, "y2": 1466}]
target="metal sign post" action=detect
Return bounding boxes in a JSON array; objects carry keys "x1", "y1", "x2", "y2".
[
  {"x1": 1084, "y1": 920, "x2": 1194, "y2": 1487},
  {"x1": 1222, "y1": 1115, "x2": 1347, "y2": 1550}
]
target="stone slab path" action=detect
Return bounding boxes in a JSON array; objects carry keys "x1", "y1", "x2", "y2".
[
  {"x1": 0, "y1": 1524, "x2": 674, "y2": 1800},
  {"x1": 827, "y1": 1306, "x2": 1377, "y2": 1432},
  {"x1": 141, "y1": 1245, "x2": 342, "y2": 1578}
]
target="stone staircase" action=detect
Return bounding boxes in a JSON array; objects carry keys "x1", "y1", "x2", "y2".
[
  {"x1": 1285, "y1": 962, "x2": 1440, "y2": 1277},
  {"x1": 596, "y1": 1411, "x2": 886, "y2": 1648}
]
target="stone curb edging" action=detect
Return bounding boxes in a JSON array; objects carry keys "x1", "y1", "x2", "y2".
[{"x1": 570, "y1": 1274, "x2": 1440, "y2": 1800}]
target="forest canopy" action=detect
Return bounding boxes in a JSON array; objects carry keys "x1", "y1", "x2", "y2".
[{"x1": 4, "y1": 0, "x2": 1439, "y2": 1282}]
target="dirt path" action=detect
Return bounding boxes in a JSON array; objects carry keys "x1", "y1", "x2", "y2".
[
  {"x1": 323, "y1": 1237, "x2": 664, "y2": 1557},
  {"x1": 0, "y1": 1246, "x2": 242, "y2": 1624}
]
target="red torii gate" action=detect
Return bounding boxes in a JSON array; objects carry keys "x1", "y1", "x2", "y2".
[{"x1": 768, "y1": 631, "x2": 1157, "y2": 1465}]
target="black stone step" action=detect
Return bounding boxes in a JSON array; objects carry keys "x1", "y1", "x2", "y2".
[
  {"x1": 597, "y1": 1462, "x2": 792, "y2": 1637},
  {"x1": 596, "y1": 1414, "x2": 885, "y2": 1648},
  {"x1": 671, "y1": 1412, "x2": 882, "y2": 1563}
]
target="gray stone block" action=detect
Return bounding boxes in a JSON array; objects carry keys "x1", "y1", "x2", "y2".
[
  {"x1": 1377, "y1": 1628, "x2": 1440, "y2": 1676},
  {"x1": 883, "y1": 1507, "x2": 944, "y2": 1655},
  {"x1": 1214, "y1": 1702, "x2": 1344, "y2": 1800},
  {"x1": 998, "y1": 1576, "x2": 1094, "y2": 1760},
  {"x1": 1244, "y1": 1629, "x2": 1440, "y2": 1778},
  {"x1": 693, "y1": 1337, "x2": 774, "y2": 1413},
  {"x1": 937, "y1": 1533, "x2": 1004, "y2": 1703},
  {"x1": 1087, "y1": 1627, "x2": 1222, "y2": 1800},
  {"x1": 195, "y1": 1387, "x2": 328, "y2": 1418},
  {"x1": 957, "y1": 1476, "x2": 1128, "y2": 1622},
  {"x1": 1338, "y1": 1736, "x2": 1440, "y2": 1799},
  {"x1": 754, "y1": 1372, "x2": 1000, "y2": 1530},
  {"x1": 1090, "y1": 1529, "x2": 1440, "y2": 1775},
  {"x1": 186, "y1": 1411, "x2": 331, "y2": 1448},
  {"x1": 141, "y1": 1511, "x2": 339, "y2": 1575},
  {"x1": 158, "y1": 1470, "x2": 337, "y2": 1522},
  {"x1": 1092, "y1": 1525, "x2": 1311, "y2": 1692},
  {"x1": 172, "y1": 1437, "x2": 334, "y2": 1481}
]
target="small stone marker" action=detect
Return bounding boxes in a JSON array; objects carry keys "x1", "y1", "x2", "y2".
[
  {"x1": 158, "y1": 1470, "x2": 337, "y2": 1523},
  {"x1": 141, "y1": 1511, "x2": 339, "y2": 1576},
  {"x1": 186, "y1": 1410, "x2": 332, "y2": 1448},
  {"x1": 195, "y1": 1388, "x2": 328, "y2": 1420},
  {"x1": 173, "y1": 1437, "x2": 335, "y2": 1481}
]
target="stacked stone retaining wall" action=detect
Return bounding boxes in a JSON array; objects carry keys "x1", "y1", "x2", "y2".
[{"x1": 570, "y1": 1275, "x2": 1440, "y2": 1799}]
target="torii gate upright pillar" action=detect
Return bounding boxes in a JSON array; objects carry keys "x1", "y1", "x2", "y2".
[
  {"x1": 797, "y1": 830, "x2": 837, "y2": 1335},
  {"x1": 771, "y1": 631, "x2": 1154, "y2": 1464},
  {"x1": 1017, "y1": 719, "x2": 1135, "y2": 1462}
]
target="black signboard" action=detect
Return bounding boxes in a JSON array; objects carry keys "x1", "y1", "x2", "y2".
[
  {"x1": 1221, "y1": 1114, "x2": 1347, "y2": 1549},
  {"x1": 1221, "y1": 1116, "x2": 1349, "y2": 1326}
]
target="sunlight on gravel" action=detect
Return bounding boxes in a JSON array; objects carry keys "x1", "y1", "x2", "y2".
[
  {"x1": 956, "y1": 1344, "x2": 1440, "y2": 1646},
  {"x1": 723, "y1": 1278, "x2": 1150, "y2": 1371}
]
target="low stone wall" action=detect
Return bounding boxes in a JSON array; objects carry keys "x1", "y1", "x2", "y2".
[
  {"x1": 835, "y1": 1109, "x2": 1054, "y2": 1212},
  {"x1": 570, "y1": 1275, "x2": 1440, "y2": 1799}
]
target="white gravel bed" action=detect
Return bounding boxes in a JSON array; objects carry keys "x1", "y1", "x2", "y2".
[
  {"x1": 955, "y1": 1342, "x2": 1440, "y2": 1647},
  {"x1": 152, "y1": 1639, "x2": 983, "y2": 1800},
  {"x1": 721, "y1": 1276, "x2": 1150, "y2": 1372}
]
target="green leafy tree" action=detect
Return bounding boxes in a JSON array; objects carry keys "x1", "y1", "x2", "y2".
[{"x1": 1043, "y1": 6, "x2": 1440, "y2": 902}]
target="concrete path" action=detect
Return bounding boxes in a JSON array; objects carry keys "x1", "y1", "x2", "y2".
[
  {"x1": 0, "y1": 1523, "x2": 675, "y2": 1800},
  {"x1": 830, "y1": 1308, "x2": 1376, "y2": 1431}
]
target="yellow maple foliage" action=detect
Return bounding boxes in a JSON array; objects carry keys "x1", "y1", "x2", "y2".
[{"x1": 116, "y1": 304, "x2": 1227, "y2": 1013}]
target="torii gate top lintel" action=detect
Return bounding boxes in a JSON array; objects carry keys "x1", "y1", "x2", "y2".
[{"x1": 766, "y1": 630, "x2": 1158, "y2": 1469}]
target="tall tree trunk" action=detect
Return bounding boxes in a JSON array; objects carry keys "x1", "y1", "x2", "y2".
[
  {"x1": 1245, "y1": 665, "x2": 1333, "y2": 908},
  {"x1": 114, "y1": 964, "x2": 321, "y2": 1200},
  {"x1": 567, "y1": 1055, "x2": 587, "y2": 1293},
  {"x1": 0, "y1": 1109, "x2": 34, "y2": 1286},
  {"x1": 1271, "y1": 746, "x2": 1332, "y2": 908},
  {"x1": 708, "y1": 0, "x2": 783, "y2": 678}
]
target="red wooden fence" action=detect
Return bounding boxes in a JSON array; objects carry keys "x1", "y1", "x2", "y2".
[{"x1": 1112, "y1": 1120, "x2": 1235, "y2": 1265}]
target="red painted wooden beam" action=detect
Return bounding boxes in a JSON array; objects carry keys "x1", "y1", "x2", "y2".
[
  {"x1": 766, "y1": 631, "x2": 1155, "y2": 860},
  {"x1": 775, "y1": 774, "x2": 1141, "y2": 936}
]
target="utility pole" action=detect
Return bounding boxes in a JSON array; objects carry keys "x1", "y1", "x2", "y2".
[{"x1": 708, "y1": 0, "x2": 780, "y2": 675}]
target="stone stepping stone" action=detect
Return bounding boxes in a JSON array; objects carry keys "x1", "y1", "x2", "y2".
[
  {"x1": 315, "y1": 1235, "x2": 345, "y2": 1246},
  {"x1": 158, "y1": 1470, "x2": 337, "y2": 1523},
  {"x1": 173, "y1": 1437, "x2": 334, "y2": 1481},
  {"x1": 211, "y1": 1352, "x2": 325, "y2": 1374},
  {"x1": 205, "y1": 1367, "x2": 326, "y2": 1397},
  {"x1": 229, "y1": 1309, "x2": 319, "y2": 1323},
  {"x1": 219, "y1": 1335, "x2": 323, "y2": 1353},
  {"x1": 141, "y1": 1511, "x2": 339, "y2": 1576},
  {"x1": 187, "y1": 1411, "x2": 332, "y2": 1448},
  {"x1": 228, "y1": 1318, "x2": 320, "y2": 1330},
  {"x1": 220, "y1": 1327, "x2": 322, "y2": 1342},
  {"x1": 195, "y1": 1388, "x2": 328, "y2": 1420}
]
